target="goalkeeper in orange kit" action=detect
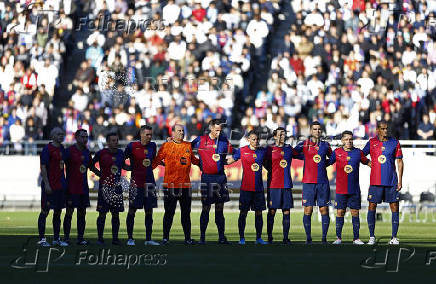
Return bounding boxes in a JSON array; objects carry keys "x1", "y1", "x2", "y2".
[{"x1": 152, "y1": 124, "x2": 199, "y2": 245}]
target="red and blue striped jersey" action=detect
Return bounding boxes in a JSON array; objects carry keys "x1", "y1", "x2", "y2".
[
  {"x1": 64, "y1": 145, "x2": 92, "y2": 194},
  {"x1": 232, "y1": 146, "x2": 267, "y2": 192},
  {"x1": 295, "y1": 139, "x2": 332, "y2": 184},
  {"x1": 363, "y1": 137, "x2": 403, "y2": 186},
  {"x1": 92, "y1": 148, "x2": 125, "y2": 187},
  {"x1": 40, "y1": 143, "x2": 66, "y2": 190},
  {"x1": 329, "y1": 147, "x2": 369, "y2": 194},
  {"x1": 124, "y1": 141, "x2": 157, "y2": 188},
  {"x1": 266, "y1": 144, "x2": 300, "y2": 189},
  {"x1": 191, "y1": 134, "x2": 233, "y2": 175}
]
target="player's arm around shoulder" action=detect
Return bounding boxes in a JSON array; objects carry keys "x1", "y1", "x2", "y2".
[
  {"x1": 326, "y1": 149, "x2": 336, "y2": 167},
  {"x1": 226, "y1": 146, "x2": 241, "y2": 165},
  {"x1": 90, "y1": 150, "x2": 101, "y2": 177},
  {"x1": 152, "y1": 142, "x2": 166, "y2": 169},
  {"x1": 188, "y1": 142, "x2": 200, "y2": 166},
  {"x1": 359, "y1": 149, "x2": 371, "y2": 167}
]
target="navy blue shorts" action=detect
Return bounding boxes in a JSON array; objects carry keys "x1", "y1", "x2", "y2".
[
  {"x1": 66, "y1": 192, "x2": 90, "y2": 209},
  {"x1": 335, "y1": 193, "x2": 361, "y2": 210},
  {"x1": 368, "y1": 185, "x2": 400, "y2": 204},
  {"x1": 200, "y1": 173, "x2": 230, "y2": 206},
  {"x1": 129, "y1": 187, "x2": 158, "y2": 210},
  {"x1": 302, "y1": 183, "x2": 331, "y2": 207},
  {"x1": 41, "y1": 186, "x2": 66, "y2": 211},
  {"x1": 267, "y1": 188, "x2": 294, "y2": 209},
  {"x1": 239, "y1": 190, "x2": 266, "y2": 211},
  {"x1": 97, "y1": 186, "x2": 125, "y2": 213}
]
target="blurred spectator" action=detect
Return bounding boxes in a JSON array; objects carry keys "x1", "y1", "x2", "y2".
[{"x1": 417, "y1": 113, "x2": 434, "y2": 140}]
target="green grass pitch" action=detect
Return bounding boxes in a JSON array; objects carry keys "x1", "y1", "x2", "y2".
[{"x1": 1, "y1": 211, "x2": 436, "y2": 283}]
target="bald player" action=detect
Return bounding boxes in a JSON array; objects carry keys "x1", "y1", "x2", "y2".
[{"x1": 152, "y1": 124, "x2": 200, "y2": 245}]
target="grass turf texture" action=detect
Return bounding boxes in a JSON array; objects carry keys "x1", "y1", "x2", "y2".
[{"x1": 1, "y1": 211, "x2": 436, "y2": 283}]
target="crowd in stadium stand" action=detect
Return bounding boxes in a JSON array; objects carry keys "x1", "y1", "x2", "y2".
[{"x1": 0, "y1": 0, "x2": 435, "y2": 154}]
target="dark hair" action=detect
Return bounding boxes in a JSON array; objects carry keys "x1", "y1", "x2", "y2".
[
  {"x1": 140, "y1": 125, "x2": 152, "y2": 132},
  {"x1": 106, "y1": 132, "x2": 118, "y2": 141},
  {"x1": 376, "y1": 120, "x2": 388, "y2": 129},
  {"x1": 310, "y1": 121, "x2": 322, "y2": 128},
  {"x1": 209, "y1": 118, "x2": 222, "y2": 127},
  {"x1": 273, "y1": 127, "x2": 286, "y2": 137},
  {"x1": 341, "y1": 130, "x2": 353, "y2": 138},
  {"x1": 247, "y1": 130, "x2": 259, "y2": 137},
  {"x1": 75, "y1": 129, "x2": 88, "y2": 137}
]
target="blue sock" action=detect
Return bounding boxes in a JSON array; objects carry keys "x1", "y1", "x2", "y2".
[
  {"x1": 267, "y1": 212, "x2": 275, "y2": 240},
  {"x1": 200, "y1": 210, "x2": 209, "y2": 240},
  {"x1": 38, "y1": 212, "x2": 47, "y2": 239},
  {"x1": 97, "y1": 216, "x2": 105, "y2": 240},
  {"x1": 303, "y1": 215, "x2": 312, "y2": 241},
  {"x1": 367, "y1": 210, "x2": 376, "y2": 237},
  {"x1": 63, "y1": 214, "x2": 72, "y2": 240},
  {"x1": 53, "y1": 213, "x2": 61, "y2": 240},
  {"x1": 145, "y1": 214, "x2": 153, "y2": 241},
  {"x1": 352, "y1": 216, "x2": 360, "y2": 240},
  {"x1": 238, "y1": 213, "x2": 247, "y2": 239},
  {"x1": 255, "y1": 214, "x2": 263, "y2": 239},
  {"x1": 215, "y1": 210, "x2": 225, "y2": 240},
  {"x1": 392, "y1": 212, "x2": 399, "y2": 238},
  {"x1": 126, "y1": 214, "x2": 134, "y2": 239},
  {"x1": 77, "y1": 214, "x2": 86, "y2": 240},
  {"x1": 282, "y1": 214, "x2": 290, "y2": 240},
  {"x1": 336, "y1": 216, "x2": 344, "y2": 239},
  {"x1": 321, "y1": 214, "x2": 330, "y2": 240},
  {"x1": 111, "y1": 215, "x2": 120, "y2": 240}
]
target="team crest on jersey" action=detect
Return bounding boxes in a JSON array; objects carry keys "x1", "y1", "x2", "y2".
[
  {"x1": 346, "y1": 156, "x2": 350, "y2": 161},
  {"x1": 344, "y1": 165, "x2": 353, "y2": 173},
  {"x1": 213, "y1": 145, "x2": 217, "y2": 149},
  {"x1": 142, "y1": 159, "x2": 151, "y2": 167},
  {"x1": 251, "y1": 163, "x2": 260, "y2": 171},
  {"x1": 144, "y1": 149, "x2": 148, "y2": 154},
  {"x1": 253, "y1": 154, "x2": 257, "y2": 158},
  {"x1": 79, "y1": 164, "x2": 87, "y2": 173},
  {"x1": 112, "y1": 157, "x2": 116, "y2": 161},
  {"x1": 212, "y1": 154, "x2": 220, "y2": 162},
  {"x1": 280, "y1": 159, "x2": 288, "y2": 168},
  {"x1": 111, "y1": 165, "x2": 118, "y2": 174},
  {"x1": 180, "y1": 157, "x2": 187, "y2": 165},
  {"x1": 186, "y1": 149, "x2": 190, "y2": 153},
  {"x1": 281, "y1": 151, "x2": 284, "y2": 155},
  {"x1": 378, "y1": 155, "x2": 386, "y2": 164},
  {"x1": 313, "y1": 154, "x2": 321, "y2": 163},
  {"x1": 381, "y1": 146, "x2": 385, "y2": 151},
  {"x1": 59, "y1": 160, "x2": 64, "y2": 170}
]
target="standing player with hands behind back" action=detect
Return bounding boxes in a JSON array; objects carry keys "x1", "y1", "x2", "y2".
[
  {"x1": 38, "y1": 127, "x2": 68, "y2": 247},
  {"x1": 363, "y1": 121, "x2": 404, "y2": 245},
  {"x1": 91, "y1": 132, "x2": 126, "y2": 245},
  {"x1": 124, "y1": 125, "x2": 160, "y2": 246},
  {"x1": 294, "y1": 121, "x2": 332, "y2": 244},
  {"x1": 227, "y1": 131, "x2": 268, "y2": 245},
  {"x1": 191, "y1": 119, "x2": 233, "y2": 244},
  {"x1": 328, "y1": 131, "x2": 371, "y2": 245},
  {"x1": 63, "y1": 129, "x2": 100, "y2": 245}
]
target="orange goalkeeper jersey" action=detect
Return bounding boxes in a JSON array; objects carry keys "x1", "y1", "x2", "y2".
[{"x1": 152, "y1": 141, "x2": 199, "y2": 188}]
